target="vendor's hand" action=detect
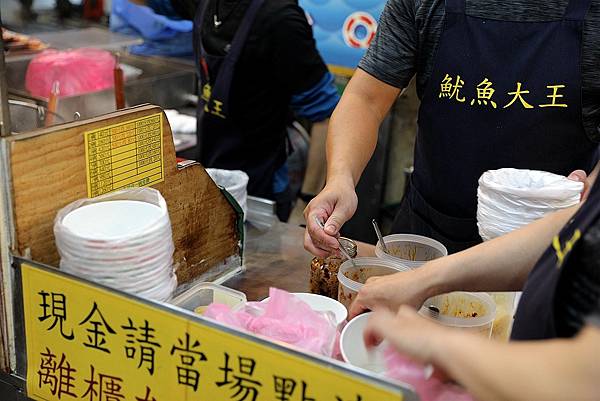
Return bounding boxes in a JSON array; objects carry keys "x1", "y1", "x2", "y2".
[
  {"x1": 364, "y1": 306, "x2": 450, "y2": 364},
  {"x1": 348, "y1": 269, "x2": 428, "y2": 320},
  {"x1": 568, "y1": 162, "x2": 599, "y2": 201},
  {"x1": 303, "y1": 180, "x2": 358, "y2": 257}
]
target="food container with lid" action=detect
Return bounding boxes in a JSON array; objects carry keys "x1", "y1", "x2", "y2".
[
  {"x1": 419, "y1": 292, "x2": 496, "y2": 338},
  {"x1": 375, "y1": 233, "x2": 447, "y2": 269},
  {"x1": 337, "y1": 257, "x2": 410, "y2": 310},
  {"x1": 170, "y1": 282, "x2": 247, "y2": 315}
]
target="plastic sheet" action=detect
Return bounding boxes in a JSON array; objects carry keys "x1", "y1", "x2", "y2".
[
  {"x1": 385, "y1": 350, "x2": 475, "y2": 401},
  {"x1": 477, "y1": 168, "x2": 583, "y2": 241},
  {"x1": 26, "y1": 49, "x2": 117, "y2": 99},
  {"x1": 204, "y1": 288, "x2": 338, "y2": 357}
]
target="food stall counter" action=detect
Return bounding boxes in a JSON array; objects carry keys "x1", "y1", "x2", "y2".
[{"x1": 226, "y1": 221, "x2": 374, "y2": 301}]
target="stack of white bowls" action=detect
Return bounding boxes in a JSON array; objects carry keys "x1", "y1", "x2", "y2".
[
  {"x1": 477, "y1": 168, "x2": 583, "y2": 241},
  {"x1": 54, "y1": 188, "x2": 177, "y2": 301}
]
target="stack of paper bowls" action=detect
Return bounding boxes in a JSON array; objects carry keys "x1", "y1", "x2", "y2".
[{"x1": 54, "y1": 188, "x2": 177, "y2": 301}]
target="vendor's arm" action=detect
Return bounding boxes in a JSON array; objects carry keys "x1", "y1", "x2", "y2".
[
  {"x1": 366, "y1": 307, "x2": 600, "y2": 401},
  {"x1": 304, "y1": 0, "x2": 417, "y2": 256},
  {"x1": 350, "y1": 204, "x2": 580, "y2": 318}
]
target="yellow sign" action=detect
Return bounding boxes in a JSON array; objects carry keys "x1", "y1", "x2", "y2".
[
  {"x1": 84, "y1": 113, "x2": 165, "y2": 198},
  {"x1": 22, "y1": 262, "x2": 408, "y2": 401}
]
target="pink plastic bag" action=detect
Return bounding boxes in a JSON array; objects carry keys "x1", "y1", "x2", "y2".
[
  {"x1": 385, "y1": 349, "x2": 476, "y2": 401},
  {"x1": 204, "y1": 288, "x2": 338, "y2": 357},
  {"x1": 25, "y1": 49, "x2": 116, "y2": 98}
]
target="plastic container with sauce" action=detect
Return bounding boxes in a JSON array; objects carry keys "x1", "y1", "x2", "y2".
[
  {"x1": 170, "y1": 282, "x2": 247, "y2": 315},
  {"x1": 310, "y1": 237, "x2": 358, "y2": 299},
  {"x1": 375, "y1": 234, "x2": 447, "y2": 269},
  {"x1": 419, "y1": 292, "x2": 496, "y2": 338},
  {"x1": 337, "y1": 257, "x2": 410, "y2": 310}
]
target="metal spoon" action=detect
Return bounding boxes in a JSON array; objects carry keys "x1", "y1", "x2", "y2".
[
  {"x1": 314, "y1": 216, "x2": 356, "y2": 266},
  {"x1": 426, "y1": 305, "x2": 440, "y2": 319},
  {"x1": 371, "y1": 219, "x2": 389, "y2": 254}
]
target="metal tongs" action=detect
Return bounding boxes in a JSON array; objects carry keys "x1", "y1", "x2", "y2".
[{"x1": 314, "y1": 216, "x2": 356, "y2": 266}]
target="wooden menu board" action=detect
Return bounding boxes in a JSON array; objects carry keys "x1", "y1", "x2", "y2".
[{"x1": 7, "y1": 104, "x2": 240, "y2": 285}]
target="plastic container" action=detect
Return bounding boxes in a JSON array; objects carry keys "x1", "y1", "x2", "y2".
[
  {"x1": 419, "y1": 292, "x2": 496, "y2": 338},
  {"x1": 310, "y1": 237, "x2": 357, "y2": 299},
  {"x1": 337, "y1": 257, "x2": 410, "y2": 310},
  {"x1": 170, "y1": 282, "x2": 247, "y2": 315},
  {"x1": 488, "y1": 292, "x2": 516, "y2": 341},
  {"x1": 375, "y1": 234, "x2": 447, "y2": 269},
  {"x1": 340, "y1": 313, "x2": 387, "y2": 373}
]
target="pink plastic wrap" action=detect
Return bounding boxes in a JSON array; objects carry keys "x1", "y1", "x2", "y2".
[
  {"x1": 204, "y1": 288, "x2": 338, "y2": 357},
  {"x1": 385, "y1": 349, "x2": 476, "y2": 401},
  {"x1": 25, "y1": 49, "x2": 116, "y2": 98}
]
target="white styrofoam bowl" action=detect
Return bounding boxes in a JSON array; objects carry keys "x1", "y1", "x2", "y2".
[
  {"x1": 340, "y1": 313, "x2": 387, "y2": 374},
  {"x1": 62, "y1": 200, "x2": 165, "y2": 240}
]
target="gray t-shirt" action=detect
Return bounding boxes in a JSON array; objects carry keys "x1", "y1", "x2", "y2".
[{"x1": 359, "y1": 0, "x2": 600, "y2": 141}]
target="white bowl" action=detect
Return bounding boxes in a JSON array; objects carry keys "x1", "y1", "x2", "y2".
[
  {"x1": 340, "y1": 313, "x2": 387, "y2": 374},
  {"x1": 61, "y1": 200, "x2": 165, "y2": 240},
  {"x1": 262, "y1": 292, "x2": 348, "y2": 327}
]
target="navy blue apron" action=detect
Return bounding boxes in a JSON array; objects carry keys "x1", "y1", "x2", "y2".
[
  {"x1": 512, "y1": 176, "x2": 600, "y2": 340},
  {"x1": 193, "y1": 0, "x2": 284, "y2": 199},
  {"x1": 393, "y1": 0, "x2": 598, "y2": 254}
]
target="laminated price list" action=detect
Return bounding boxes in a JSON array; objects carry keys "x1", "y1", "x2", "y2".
[{"x1": 84, "y1": 113, "x2": 165, "y2": 197}]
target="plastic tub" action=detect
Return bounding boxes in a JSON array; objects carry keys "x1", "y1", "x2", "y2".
[
  {"x1": 340, "y1": 313, "x2": 387, "y2": 373},
  {"x1": 170, "y1": 282, "x2": 247, "y2": 315},
  {"x1": 375, "y1": 234, "x2": 448, "y2": 269},
  {"x1": 488, "y1": 292, "x2": 516, "y2": 341},
  {"x1": 337, "y1": 257, "x2": 410, "y2": 310},
  {"x1": 419, "y1": 292, "x2": 496, "y2": 338}
]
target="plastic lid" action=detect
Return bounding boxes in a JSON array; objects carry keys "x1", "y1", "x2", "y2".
[{"x1": 170, "y1": 282, "x2": 247, "y2": 311}]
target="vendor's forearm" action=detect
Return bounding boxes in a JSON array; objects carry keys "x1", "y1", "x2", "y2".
[
  {"x1": 326, "y1": 70, "x2": 401, "y2": 186},
  {"x1": 425, "y1": 205, "x2": 579, "y2": 295},
  {"x1": 433, "y1": 327, "x2": 600, "y2": 401}
]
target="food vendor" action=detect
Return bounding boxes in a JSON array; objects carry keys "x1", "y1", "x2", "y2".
[
  {"x1": 169, "y1": 0, "x2": 340, "y2": 221},
  {"x1": 304, "y1": 0, "x2": 600, "y2": 254},
  {"x1": 349, "y1": 163, "x2": 600, "y2": 400}
]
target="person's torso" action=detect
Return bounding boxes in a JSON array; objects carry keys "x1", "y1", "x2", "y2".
[
  {"x1": 411, "y1": 0, "x2": 600, "y2": 141},
  {"x1": 411, "y1": 0, "x2": 598, "y2": 222},
  {"x1": 198, "y1": 0, "x2": 292, "y2": 143},
  {"x1": 194, "y1": 0, "x2": 297, "y2": 197},
  {"x1": 512, "y1": 177, "x2": 600, "y2": 340}
]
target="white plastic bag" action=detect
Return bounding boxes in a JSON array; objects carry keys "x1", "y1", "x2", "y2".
[
  {"x1": 477, "y1": 168, "x2": 583, "y2": 241},
  {"x1": 206, "y1": 168, "x2": 249, "y2": 220}
]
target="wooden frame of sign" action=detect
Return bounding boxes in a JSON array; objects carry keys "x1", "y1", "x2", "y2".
[{"x1": 5, "y1": 104, "x2": 241, "y2": 286}]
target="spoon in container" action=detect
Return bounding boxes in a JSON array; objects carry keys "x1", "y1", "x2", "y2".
[
  {"x1": 314, "y1": 216, "x2": 356, "y2": 266},
  {"x1": 372, "y1": 219, "x2": 389, "y2": 254},
  {"x1": 426, "y1": 305, "x2": 440, "y2": 319}
]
